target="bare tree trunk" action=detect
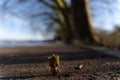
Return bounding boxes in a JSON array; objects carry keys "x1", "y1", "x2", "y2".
[
  {"x1": 71, "y1": 0, "x2": 100, "y2": 44},
  {"x1": 62, "y1": 11, "x2": 73, "y2": 43}
]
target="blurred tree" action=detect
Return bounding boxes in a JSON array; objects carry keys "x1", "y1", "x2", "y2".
[
  {"x1": 0, "y1": 0, "x2": 100, "y2": 44},
  {"x1": 2, "y1": 0, "x2": 116, "y2": 44},
  {"x1": 71, "y1": 0, "x2": 100, "y2": 44},
  {"x1": 38, "y1": 0, "x2": 74, "y2": 43},
  {"x1": 39, "y1": 0, "x2": 101, "y2": 44}
]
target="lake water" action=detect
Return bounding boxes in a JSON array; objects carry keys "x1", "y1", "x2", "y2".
[{"x1": 0, "y1": 41, "x2": 50, "y2": 47}]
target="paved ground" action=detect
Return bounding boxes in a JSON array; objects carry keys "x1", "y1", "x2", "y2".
[
  {"x1": 0, "y1": 45, "x2": 119, "y2": 80},
  {"x1": 83, "y1": 46, "x2": 120, "y2": 58}
]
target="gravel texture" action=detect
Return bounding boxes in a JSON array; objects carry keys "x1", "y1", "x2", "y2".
[{"x1": 0, "y1": 45, "x2": 119, "y2": 80}]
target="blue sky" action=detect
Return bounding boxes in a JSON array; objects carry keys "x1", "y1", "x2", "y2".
[
  {"x1": 90, "y1": 0, "x2": 120, "y2": 31},
  {"x1": 0, "y1": 0, "x2": 120, "y2": 40}
]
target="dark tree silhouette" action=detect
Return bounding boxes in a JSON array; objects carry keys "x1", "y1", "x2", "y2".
[
  {"x1": 1, "y1": 0, "x2": 116, "y2": 45},
  {"x1": 71, "y1": 0, "x2": 100, "y2": 44},
  {"x1": 38, "y1": 0, "x2": 74, "y2": 43}
]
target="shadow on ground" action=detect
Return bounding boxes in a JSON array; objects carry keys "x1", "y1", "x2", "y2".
[{"x1": 0, "y1": 49, "x2": 119, "y2": 65}]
